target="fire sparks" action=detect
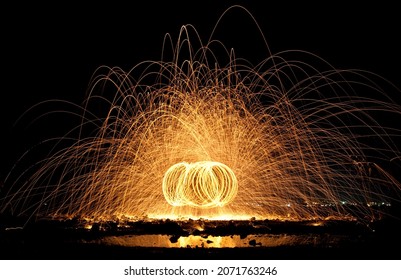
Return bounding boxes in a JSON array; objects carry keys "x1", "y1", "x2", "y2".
[{"x1": 1, "y1": 9, "x2": 401, "y2": 223}]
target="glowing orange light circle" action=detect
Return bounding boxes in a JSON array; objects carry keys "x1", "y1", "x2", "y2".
[{"x1": 162, "y1": 161, "x2": 238, "y2": 208}]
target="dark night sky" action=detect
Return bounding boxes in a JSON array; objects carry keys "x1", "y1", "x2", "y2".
[{"x1": 1, "y1": 1, "x2": 401, "y2": 182}]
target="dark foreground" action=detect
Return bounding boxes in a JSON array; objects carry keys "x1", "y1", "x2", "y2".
[{"x1": 1, "y1": 215, "x2": 401, "y2": 260}]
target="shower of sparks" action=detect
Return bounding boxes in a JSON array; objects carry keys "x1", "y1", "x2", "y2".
[{"x1": 1, "y1": 11, "x2": 401, "y2": 223}]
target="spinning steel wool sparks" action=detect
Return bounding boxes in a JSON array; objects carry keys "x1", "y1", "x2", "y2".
[
  {"x1": 1, "y1": 7, "x2": 401, "y2": 223},
  {"x1": 162, "y1": 161, "x2": 238, "y2": 208}
]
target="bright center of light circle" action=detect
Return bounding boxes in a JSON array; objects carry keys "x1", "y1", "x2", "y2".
[{"x1": 162, "y1": 161, "x2": 238, "y2": 208}]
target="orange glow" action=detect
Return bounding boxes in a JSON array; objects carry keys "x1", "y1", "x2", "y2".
[
  {"x1": 162, "y1": 161, "x2": 238, "y2": 208},
  {"x1": 95, "y1": 233, "x2": 323, "y2": 248}
]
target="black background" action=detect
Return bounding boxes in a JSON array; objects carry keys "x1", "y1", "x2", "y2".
[{"x1": 2, "y1": 1, "x2": 401, "y2": 183}]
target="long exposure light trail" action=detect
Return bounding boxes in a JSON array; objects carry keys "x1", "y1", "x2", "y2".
[
  {"x1": 162, "y1": 161, "x2": 238, "y2": 208},
  {"x1": 1, "y1": 7, "x2": 401, "y2": 223}
]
